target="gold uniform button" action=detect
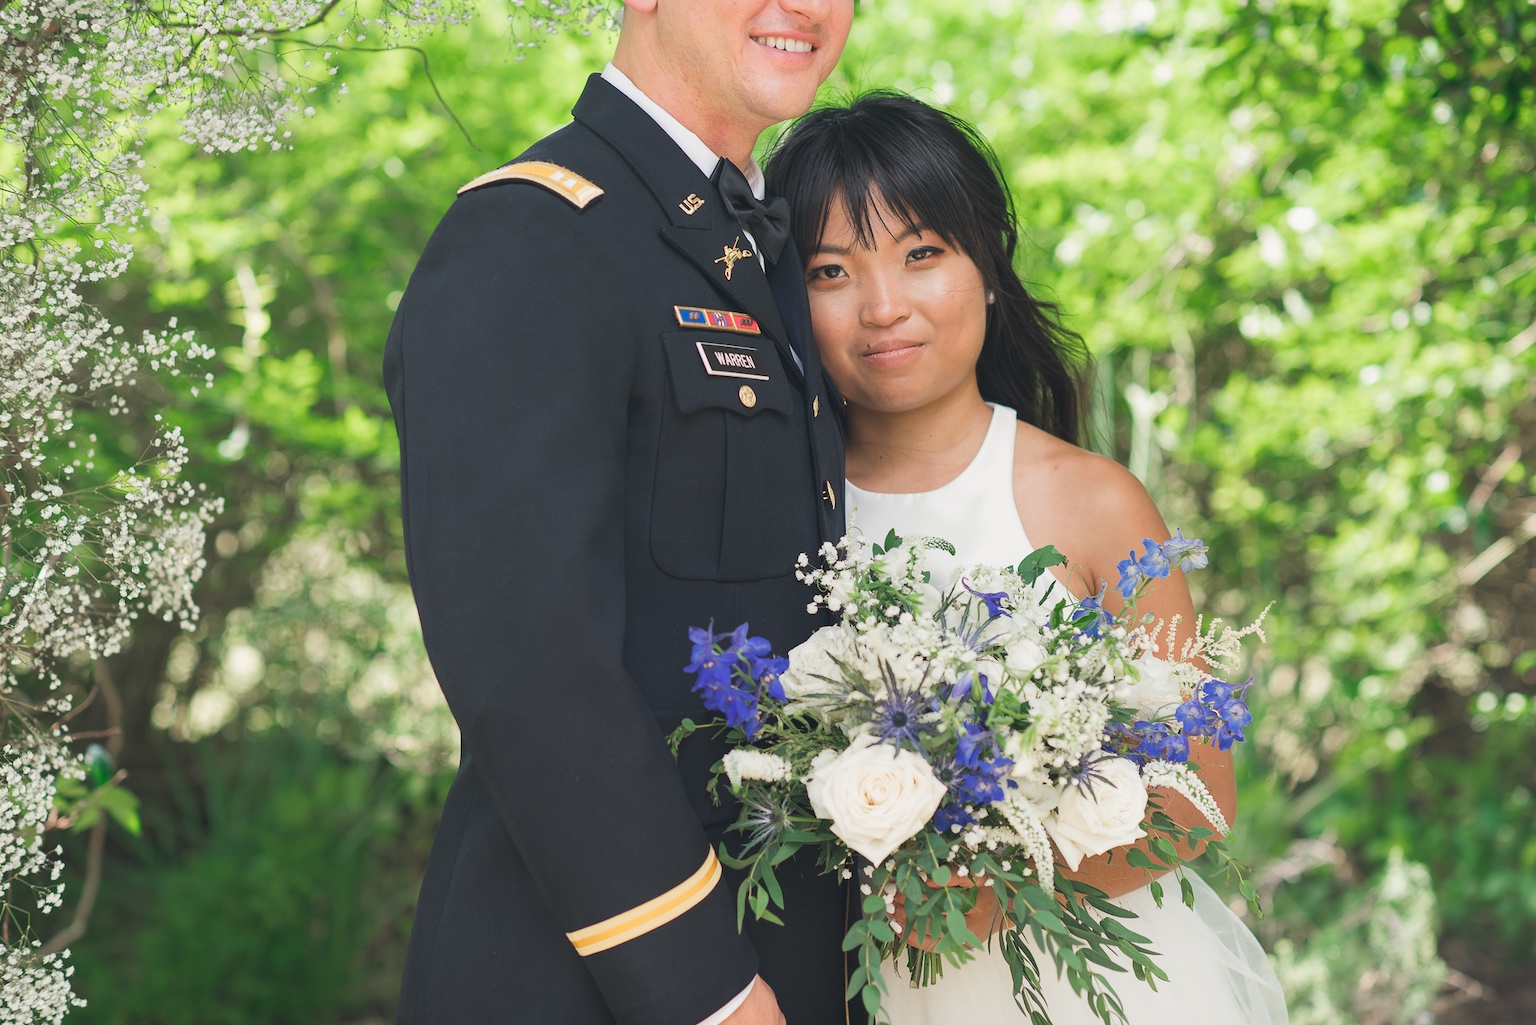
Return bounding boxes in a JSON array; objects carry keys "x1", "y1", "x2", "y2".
[
  {"x1": 738, "y1": 384, "x2": 757, "y2": 408},
  {"x1": 823, "y1": 481, "x2": 837, "y2": 508},
  {"x1": 813, "y1": 394, "x2": 820, "y2": 417}
]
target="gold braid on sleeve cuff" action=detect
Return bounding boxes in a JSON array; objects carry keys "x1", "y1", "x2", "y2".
[{"x1": 565, "y1": 849, "x2": 723, "y2": 957}]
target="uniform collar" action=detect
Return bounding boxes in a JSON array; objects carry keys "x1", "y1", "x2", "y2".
[{"x1": 600, "y1": 63, "x2": 765, "y2": 200}]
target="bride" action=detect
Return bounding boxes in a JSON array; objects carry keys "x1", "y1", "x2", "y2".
[{"x1": 764, "y1": 94, "x2": 1288, "y2": 1025}]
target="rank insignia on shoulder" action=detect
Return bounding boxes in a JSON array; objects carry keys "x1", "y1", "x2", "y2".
[
  {"x1": 456, "y1": 161, "x2": 604, "y2": 208},
  {"x1": 696, "y1": 341, "x2": 769, "y2": 382},
  {"x1": 674, "y1": 305, "x2": 761, "y2": 335}
]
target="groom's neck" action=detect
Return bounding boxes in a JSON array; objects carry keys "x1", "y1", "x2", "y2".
[{"x1": 611, "y1": 42, "x2": 766, "y2": 171}]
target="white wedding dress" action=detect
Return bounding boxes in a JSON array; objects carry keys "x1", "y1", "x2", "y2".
[{"x1": 846, "y1": 404, "x2": 1288, "y2": 1025}]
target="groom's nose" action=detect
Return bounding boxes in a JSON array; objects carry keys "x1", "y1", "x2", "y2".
[{"x1": 777, "y1": 0, "x2": 835, "y2": 20}]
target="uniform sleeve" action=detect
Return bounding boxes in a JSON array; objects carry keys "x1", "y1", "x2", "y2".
[{"x1": 385, "y1": 184, "x2": 758, "y2": 1025}]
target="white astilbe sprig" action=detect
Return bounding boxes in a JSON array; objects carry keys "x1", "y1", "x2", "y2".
[
  {"x1": 998, "y1": 797, "x2": 1056, "y2": 893},
  {"x1": 1156, "y1": 605, "x2": 1273, "y2": 678},
  {"x1": 1142, "y1": 760, "x2": 1230, "y2": 835}
]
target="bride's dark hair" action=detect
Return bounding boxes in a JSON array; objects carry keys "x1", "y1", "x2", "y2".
[{"x1": 764, "y1": 92, "x2": 1089, "y2": 445}]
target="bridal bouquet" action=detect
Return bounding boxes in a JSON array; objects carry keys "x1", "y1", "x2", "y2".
[{"x1": 674, "y1": 530, "x2": 1268, "y2": 1024}]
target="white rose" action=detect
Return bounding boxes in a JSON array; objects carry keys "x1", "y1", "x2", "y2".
[
  {"x1": 805, "y1": 736, "x2": 948, "y2": 865},
  {"x1": 913, "y1": 581, "x2": 945, "y2": 618},
  {"x1": 781, "y1": 626, "x2": 853, "y2": 702},
  {"x1": 1043, "y1": 757, "x2": 1148, "y2": 870},
  {"x1": 1111, "y1": 656, "x2": 1184, "y2": 719},
  {"x1": 1003, "y1": 636, "x2": 1048, "y2": 679}
]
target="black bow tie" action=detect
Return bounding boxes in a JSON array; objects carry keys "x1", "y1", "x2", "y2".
[{"x1": 713, "y1": 160, "x2": 791, "y2": 265}]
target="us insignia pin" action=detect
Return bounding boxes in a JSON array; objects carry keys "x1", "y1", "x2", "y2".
[{"x1": 674, "y1": 305, "x2": 761, "y2": 336}]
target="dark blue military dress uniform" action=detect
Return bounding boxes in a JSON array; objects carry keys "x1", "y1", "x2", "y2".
[{"x1": 384, "y1": 74, "x2": 852, "y2": 1025}]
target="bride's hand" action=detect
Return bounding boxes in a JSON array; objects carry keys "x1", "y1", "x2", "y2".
[{"x1": 889, "y1": 877, "x2": 1007, "y2": 952}]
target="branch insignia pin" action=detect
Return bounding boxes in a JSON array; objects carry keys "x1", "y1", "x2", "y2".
[{"x1": 715, "y1": 236, "x2": 752, "y2": 281}]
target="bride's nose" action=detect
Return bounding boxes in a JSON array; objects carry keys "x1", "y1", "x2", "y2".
[{"x1": 858, "y1": 274, "x2": 911, "y2": 329}]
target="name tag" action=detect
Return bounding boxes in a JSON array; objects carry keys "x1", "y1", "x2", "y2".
[{"x1": 696, "y1": 341, "x2": 769, "y2": 381}]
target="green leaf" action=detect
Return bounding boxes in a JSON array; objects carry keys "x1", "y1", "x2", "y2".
[
  {"x1": 863, "y1": 893, "x2": 887, "y2": 915},
  {"x1": 96, "y1": 785, "x2": 142, "y2": 836},
  {"x1": 761, "y1": 864, "x2": 784, "y2": 910},
  {"x1": 1179, "y1": 876, "x2": 1195, "y2": 909},
  {"x1": 1016, "y1": 545, "x2": 1067, "y2": 585},
  {"x1": 1149, "y1": 837, "x2": 1179, "y2": 865},
  {"x1": 1027, "y1": 908, "x2": 1069, "y2": 935}
]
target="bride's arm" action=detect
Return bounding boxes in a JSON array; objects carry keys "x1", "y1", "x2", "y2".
[{"x1": 1014, "y1": 439, "x2": 1240, "y2": 901}]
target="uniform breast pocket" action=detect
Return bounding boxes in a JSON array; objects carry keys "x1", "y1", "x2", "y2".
[{"x1": 650, "y1": 331, "x2": 812, "y2": 582}]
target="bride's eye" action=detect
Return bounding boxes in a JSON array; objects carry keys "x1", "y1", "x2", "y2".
[
  {"x1": 806, "y1": 263, "x2": 847, "y2": 282},
  {"x1": 907, "y1": 245, "x2": 944, "y2": 263}
]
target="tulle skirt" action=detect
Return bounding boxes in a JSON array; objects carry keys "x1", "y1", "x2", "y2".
[{"x1": 880, "y1": 872, "x2": 1288, "y2": 1025}]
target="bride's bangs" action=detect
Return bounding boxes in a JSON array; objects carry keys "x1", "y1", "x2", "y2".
[{"x1": 768, "y1": 96, "x2": 992, "y2": 264}]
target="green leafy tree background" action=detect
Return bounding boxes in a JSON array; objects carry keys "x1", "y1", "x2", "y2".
[{"x1": 52, "y1": 0, "x2": 1535, "y2": 1022}]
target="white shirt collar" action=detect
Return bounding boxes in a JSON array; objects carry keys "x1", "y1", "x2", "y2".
[{"x1": 601, "y1": 62, "x2": 765, "y2": 199}]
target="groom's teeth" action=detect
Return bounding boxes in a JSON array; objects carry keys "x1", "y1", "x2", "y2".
[{"x1": 753, "y1": 35, "x2": 814, "y2": 53}]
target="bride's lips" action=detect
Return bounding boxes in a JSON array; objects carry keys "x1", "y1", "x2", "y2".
[{"x1": 860, "y1": 340, "x2": 924, "y2": 368}]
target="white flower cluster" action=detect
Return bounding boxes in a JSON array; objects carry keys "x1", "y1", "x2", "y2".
[
  {"x1": 508, "y1": 0, "x2": 622, "y2": 58},
  {"x1": 4, "y1": 0, "x2": 481, "y2": 1013},
  {"x1": 782, "y1": 531, "x2": 1231, "y2": 882},
  {"x1": 721, "y1": 749, "x2": 792, "y2": 791},
  {"x1": 0, "y1": 739, "x2": 83, "y2": 1021}
]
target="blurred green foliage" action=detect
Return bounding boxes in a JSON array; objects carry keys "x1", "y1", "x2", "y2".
[{"x1": 58, "y1": 0, "x2": 1536, "y2": 1021}]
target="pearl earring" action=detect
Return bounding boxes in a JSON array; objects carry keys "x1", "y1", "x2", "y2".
[{"x1": 986, "y1": 290, "x2": 996, "y2": 304}]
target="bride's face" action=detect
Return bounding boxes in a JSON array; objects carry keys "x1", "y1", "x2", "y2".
[{"x1": 804, "y1": 195, "x2": 989, "y2": 415}]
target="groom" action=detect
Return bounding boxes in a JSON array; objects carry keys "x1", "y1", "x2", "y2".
[{"x1": 383, "y1": 1, "x2": 854, "y2": 1023}]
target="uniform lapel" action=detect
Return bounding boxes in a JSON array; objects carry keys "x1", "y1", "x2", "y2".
[
  {"x1": 572, "y1": 76, "x2": 797, "y2": 377},
  {"x1": 659, "y1": 224, "x2": 793, "y2": 370},
  {"x1": 767, "y1": 236, "x2": 820, "y2": 388}
]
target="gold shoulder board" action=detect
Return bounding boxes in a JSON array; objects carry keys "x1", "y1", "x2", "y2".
[{"x1": 457, "y1": 161, "x2": 604, "y2": 208}]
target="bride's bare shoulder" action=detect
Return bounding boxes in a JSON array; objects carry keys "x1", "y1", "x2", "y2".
[{"x1": 1010, "y1": 420, "x2": 1168, "y2": 584}]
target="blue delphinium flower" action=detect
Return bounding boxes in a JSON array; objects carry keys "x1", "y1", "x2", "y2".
[
  {"x1": 1162, "y1": 529, "x2": 1209, "y2": 573},
  {"x1": 1215, "y1": 697, "x2": 1252, "y2": 750},
  {"x1": 949, "y1": 670, "x2": 995, "y2": 706},
  {"x1": 750, "y1": 654, "x2": 789, "y2": 704},
  {"x1": 1136, "y1": 539, "x2": 1171, "y2": 580},
  {"x1": 1132, "y1": 720, "x2": 1171, "y2": 761},
  {"x1": 684, "y1": 622, "x2": 775, "y2": 739},
  {"x1": 955, "y1": 721, "x2": 993, "y2": 768},
  {"x1": 686, "y1": 625, "x2": 725, "y2": 674},
  {"x1": 963, "y1": 579, "x2": 1011, "y2": 619},
  {"x1": 1071, "y1": 586, "x2": 1114, "y2": 638},
  {"x1": 1201, "y1": 680, "x2": 1235, "y2": 707},
  {"x1": 933, "y1": 802, "x2": 973, "y2": 833},
  {"x1": 1174, "y1": 699, "x2": 1211, "y2": 735},
  {"x1": 1115, "y1": 551, "x2": 1144, "y2": 599}
]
